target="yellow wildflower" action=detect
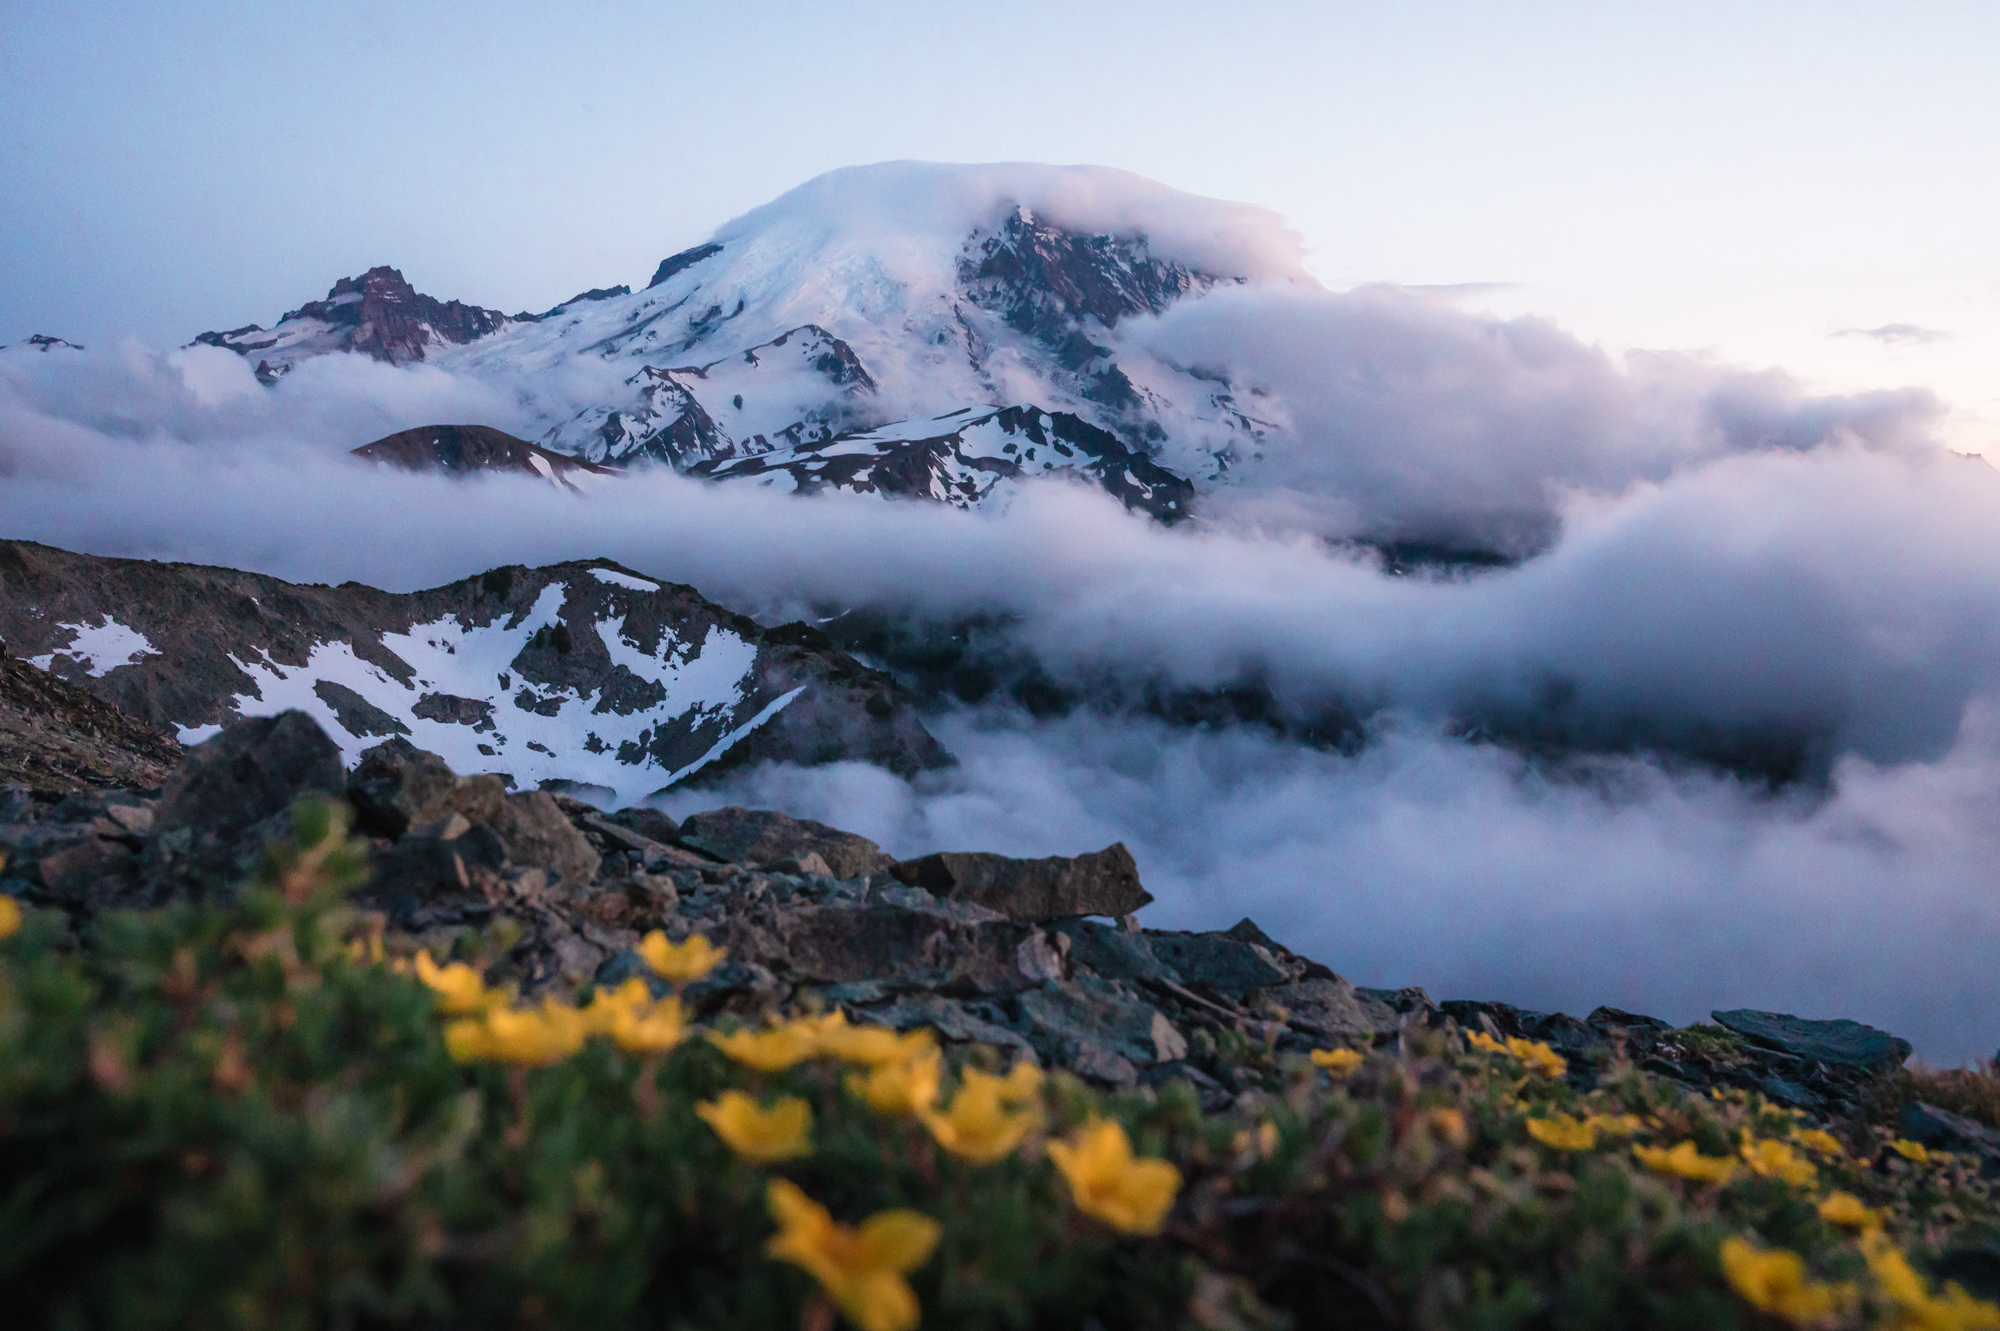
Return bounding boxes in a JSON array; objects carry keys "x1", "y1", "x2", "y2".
[
  {"x1": 1428, "y1": 1107, "x2": 1470, "y2": 1147},
  {"x1": 1464, "y1": 1030, "x2": 1567, "y2": 1077},
  {"x1": 765, "y1": 1179, "x2": 940, "y2": 1331},
  {"x1": 443, "y1": 998, "x2": 588, "y2": 1066},
  {"x1": 1818, "y1": 1192, "x2": 1882, "y2": 1231},
  {"x1": 1633, "y1": 1140, "x2": 1738, "y2": 1183},
  {"x1": 922, "y1": 1075, "x2": 1040, "y2": 1164},
  {"x1": 1862, "y1": 1231, "x2": 2000, "y2": 1329},
  {"x1": 1046, "y1": 1118, "x2": 1183, "y2": 1236},
  {"x1": 1740, "y1": 1135, "x2": 1818, "y2": 1187},
  {"x1": 1526, "y1": 1114, "x2": 1597, "y2": 1152},
  {"x1": 1890, "y1": 1138, "x2": 1932, "y2": 1164},
  {"x1": 0, "y1": 894, "x2": 20, "y2": 940},
  {"x1": 695, "y1": 1091, "x2": 814, "y2": 1162},
  {"x1": 1310, "y1": 1048, "x2": 1365, "y2": 1076},
  {"x1": 817, "y1": 1016, "x2": 938, "y2": 1066},
  {"x1": 605, "y1": 992, "x2": 687, "y2": 1055},
  {"x1": 637, "y1": 929, "x2": 726, "y2": 986},
  {"x1": 1792, "y1": 1127, "x2": 1847, "y2": 1158},
  {"x1": 1587, "y1": 1113, "x2": 1645, "y2": 1137},
  {"x1": 414, "y1": 949, "x2": 506, "y2": 1016},
  {"x1": 1719, "y1": 1236, "x2": 1850, "y2": 1325},
  {"x1": 710, "y1": 1020, "x2": 823, "y2": 1072},
  {"x1": 846, "y1": 1048, "x2": 942, "y2": 1116},
  {"x1": 963, "y1": 1061, "x2": 1043, "y2": 1104}
]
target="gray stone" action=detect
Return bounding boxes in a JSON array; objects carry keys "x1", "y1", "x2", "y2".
[
  {"x1": 1052, "y1": 919, "x2": 1179, "y2": 984},
  {"x1": 1013, "y1": 976, "x2": 1183, "y2": 1074},
  {"x1": 677, "y1": 807, "x2": 892, "y2": 879},
  {"x1": 865, "y1": 996, "x2": 1034, "y2": 1051},
  {"x1": 609, "y1": 806, "x2": 680, "y2": 843},
  {"x1": 763, "y1": 851, "x2": 833, "y2": 877},
  {"x1": 363, "y1": 819, "x2": 508, "y2": 924},
  {"x1": 889, "y1": 842, "x2": 1152, "y2": 921},
  {"x1": 1712, "y1": 1008, "x2": 1912, "y2": 1070},
  {"x1": 1901, "y1": 1102, "x2": 2000, "y2": 1176},
  {"x1": 490, "y1": 791, "x2": 600, "y2": 890},
  {"x1": 347, "y1": 737, "x2": 459, "y2": 838},
  {"x1": 1253, "y1": 976, "x2": 1402, "y2": 1040},
  {"x1": 1144, "y1": 930, "x2": 1289, "y2": 998},
  {"x1": 155, "y1": 711, "x2": 344, "y2": 842},
  {"x1": 1140, "y1": 1060, "x2": 1233, "y2": 1112}
]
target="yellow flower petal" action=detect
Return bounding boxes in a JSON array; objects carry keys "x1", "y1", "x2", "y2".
[
  {"x1": 1526, "y1": 1114, "x2": 1596, "y2": 1151},
  {"x1": 1046, "y1": 1118, "x2": 1182, "y2": 1236},
  {"x1": 1890, "y1": 1138, "x2": 1932, "y2": 1164},
  {"x1": 708, "y1": 1021, "x2": 822, "y2": 1072},
  {"x1": 1818, "y1": 1191, "x2": 1882, "y2": 1231},
  {"x1": 1310, "y1": 1048, "x2": 1365, "y2": 1076},
  {"x1": 764, "y1": 1180, "x2": 940, "y2": 1331},
  {"x1": 0, "y1": 894, "x2": 20, "y2": 940},
  {"x1": 846, "y1": 1048, "x2": 942, "y2": 1116},
  {"x1": 1739, "y1": 1136, "x2": 1817, "y2": 1187},
  {"x1": 696, "y1": 1091, "x2": 813, "y2": 1162},
  {"x1": 1791, "y1": 1127, "x2": 1846, "y2": 1158},
  {"x1": 922, "y1": 1077, "x2": 1039, "y2": 1163},
  {"x1": 413, "y1": 949, "x2": 504, "y2": 1016},
  {"x1": 441, "y1": 997, "x2": 588, "y2": 1065},
  {"x1": 637, "y1": 929, "x2": 726, "y2": 985},
  {"x1": 1720, "y1": 1236, "x2": 1850, "y2": 1324},
  {"x1": 1632, "y1": 1140, "x2": 1737, "y2": 1183},
  {"x1": 817, "y1": 1018, "x2": 937, "y2": 1066}
]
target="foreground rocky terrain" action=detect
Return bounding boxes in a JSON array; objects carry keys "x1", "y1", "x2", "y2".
[{"x1": 0, "y1": 689, "x2": 1945, "y2": 1137}]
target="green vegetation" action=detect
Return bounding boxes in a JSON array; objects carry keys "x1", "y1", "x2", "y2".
[{"x1": 2, "y1": 800, "x2": 1998, "y2": 1329}]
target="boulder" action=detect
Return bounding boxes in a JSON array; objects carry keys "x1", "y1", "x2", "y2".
[
  {"x1": 1253, "y1": 976, "x2": 1402, "y2": 1040},
  {"x1": 490, "y1": 791, "x2": 601, "y2": 890},
  {"x1": 1712, "y1": 1008, "x2": 1912, "y2": 1070},
  {"x1": 155, "y1": 711, "x2": 343, "y2": 843},
  {"x1": 1901, "y1": 1103, "x2": 2000, "y2": 1176},
  {"x1": 889, "y1": 843, "x2": 1151, "y2": 921},
  {"x1": 347, "y1": 738, "x2": 459, "y2": 837},
  {"x1": 1144, "y1": 930, "x2": 1289, "y2": 998},
  {"x1": 1012, "y1": 976, "x2": 1186, "y2": 1083},
  {"x1": 677, "y1": 807, "x2": 892, "y2": 879}
]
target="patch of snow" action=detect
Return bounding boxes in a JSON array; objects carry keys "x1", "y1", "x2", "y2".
[
  {"x1": 218, "y1": 581, "x2": 794, "y2": 803},
  {"x1": 176, "y1": 723, "x2": 224, "y2": 745},
  {"x1": 589, "y1": 567, "x2": 661, "y2": 592},
  {"x1": 28, "y1": 616, "x2": 161, "y2": 677}
]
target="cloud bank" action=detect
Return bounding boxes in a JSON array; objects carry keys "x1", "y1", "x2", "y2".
[{"x1": 2, "y1": 283, "x2": 1994, "y2": 1059}]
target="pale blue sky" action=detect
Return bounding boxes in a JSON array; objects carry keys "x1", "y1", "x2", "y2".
[{"x1": 5, "y1": 1, "x2": 1997, "y2": 443}]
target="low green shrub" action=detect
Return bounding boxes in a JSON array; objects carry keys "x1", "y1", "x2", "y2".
[{"x1": 2, "y1": 801, "x2": 1997, "y2": 1330}]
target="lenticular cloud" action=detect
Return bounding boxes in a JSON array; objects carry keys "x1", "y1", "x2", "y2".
[{"x1": 2, "y1": 162, "x2": 1996, "y2": 1058}]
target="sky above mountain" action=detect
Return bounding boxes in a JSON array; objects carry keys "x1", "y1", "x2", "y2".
[{"x1": 3, "y1": 1, "x2": 1997, "y2": 452}]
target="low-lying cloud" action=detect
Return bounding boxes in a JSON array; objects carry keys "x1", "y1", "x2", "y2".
[{"x1": 2, "y1": 295, "x2": 1995, "y2": 1059}]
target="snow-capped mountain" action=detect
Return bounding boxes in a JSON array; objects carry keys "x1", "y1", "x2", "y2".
[
  {"x1": 188, "y1": 164, "x2": 1309, "y2": 516},
  {"x1": 0, "y1": 540, "x2": 945, "y2": 805},
  {"x1": 352, "y1": 424, "x2": 625, "y2": 493}
]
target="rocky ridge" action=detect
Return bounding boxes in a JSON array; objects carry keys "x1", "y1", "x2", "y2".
[
  {"x1": 0, "y1": 540, "x2": 945, "y2": 802},
  {"x1": 0, "y1": 707, "x2": 1924, "y2": 1129},
  {"x1": 352, "y1": 423, "x2": 626, "y2": 492}
]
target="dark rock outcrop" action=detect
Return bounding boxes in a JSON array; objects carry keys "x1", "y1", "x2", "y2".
[
  {"x1": 0, "y1": 649, "x2": 181, "y2": 791},
  {"x1": 1712, "y1": 1007, "x2": 1914, "y2": 1070},
  {"x1": 890, "y1": 843, "x2": 1150, "y2": 920},
  {"x1": 352, "y1": 424, "x2": 623, "y2": 491},
  {"x1": 193, "y1": 265, "x2": 514, "y2": 376}
]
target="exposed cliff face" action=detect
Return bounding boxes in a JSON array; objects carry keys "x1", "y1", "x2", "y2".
[
  {"x1": 192, "y1": 265, "x2": 517, "y2": 380},
  {"x1": 0, "y1": 541, "x2": 946, "y2": 803}
]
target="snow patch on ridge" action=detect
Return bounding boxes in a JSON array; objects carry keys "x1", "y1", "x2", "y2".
[
  {"x1": 28, "y1": 616, "x2": 161, "y2": 677},
  {"x1": 589, "y1": 568, "x2": 662, "y2": 592},
  {"x1": 218, "y1": 581, "x2": 794, "y2": 802}
]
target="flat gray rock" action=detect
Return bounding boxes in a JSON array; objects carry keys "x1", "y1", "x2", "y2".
[
  {"x1": 1711, "y1": 1008, "x2": 1912, "y2": 1069},
  {"x1": 677, "y1": 807, "x2": 892, "y2": 879},
  {"x1": 890, "y1": 843, "x2": 1151, "y2": 921}
]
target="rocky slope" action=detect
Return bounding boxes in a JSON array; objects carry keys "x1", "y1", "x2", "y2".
[
  {"x1": 0, "y1": 540, "x2": 944, "y2": 803},
  {"x1": 352, "y1": 423, "x2": 626, "y2": 491},
  {"x1": 0, "y1": 647, "x2": 181, "y2": 790},
  {"x1": 0, "y1": 708, "x2": 1931, "y2": 1135}
]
